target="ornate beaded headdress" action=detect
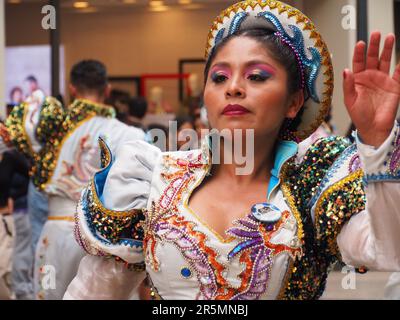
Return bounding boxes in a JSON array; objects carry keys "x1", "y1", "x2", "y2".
[{"x1": 205, "y1": 0, "x2": 333, "y2": 142}]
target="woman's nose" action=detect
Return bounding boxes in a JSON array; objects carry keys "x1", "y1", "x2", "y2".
[{"x1": 225, "y1": 78, "x2": 246, "y2": 98}]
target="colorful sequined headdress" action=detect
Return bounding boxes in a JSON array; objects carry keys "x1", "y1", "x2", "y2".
[{"x1": 205, "y1": 0, "x2": 333, "y2": 142}]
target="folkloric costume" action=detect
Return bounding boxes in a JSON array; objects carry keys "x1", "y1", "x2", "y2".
[
  {"x1": 6, "y1": 96, "x2": 145, "y2": 299},
  {"x1": 0, "y1": 126, "x2": 15, "y2": 300},
  {"x1": 0, "y1": 124, "x2": 32, "y2": 300},
  {"x1": 66, "y1": 0, "x2": 400, "y2": 300}
]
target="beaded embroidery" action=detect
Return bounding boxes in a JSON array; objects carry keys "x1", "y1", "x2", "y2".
[
  {"x1": 260, "y1": 13, "x2": 321, "y2": 102},
  {"x1": 53, "y1": 135, "x2": 100, "y2": 201},
  {"x1": 278, "y1": 138, "x2": 366, "y2": 300},
  {"x1": 349, "y1": 154, "x2": 362, "y2": 173},
  {"x1": 143, "y1": 149, "x2": 226, "y2": 300},
  {"x1": 366, "y1": 122, "x2": 400, "y2": 182},
  {"x1": 0, "y1": 123, "x2": 12, "y2": 147},
  {"x1": 75, "y1": 138, "x2": 145, "y2": 271},
  {"x1": 308, "y1": 142, "x2": 356, "y2": 208},
  {"x1": 32, "y1": 99, "x2": 115, "y2": 190},
  {"x1": 144, "y1": 143, "x2": 302, "y2": 300},
  {"x1": 314, "y1": 170, "x2": 365, "y2": 258},
  {"x1": 225, "y1": 211, "x2": 302, "y2": 300},
  {"x1": 35, "y1": 97, "x2": 65, "y2": 146},
  {"x1": 389, "y1": 134, "x2": 400, "y2": 174}
]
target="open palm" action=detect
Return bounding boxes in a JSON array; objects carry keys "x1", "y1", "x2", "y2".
[{"x1": 343, "y1": 32, "x2": 400, "y2": 147}]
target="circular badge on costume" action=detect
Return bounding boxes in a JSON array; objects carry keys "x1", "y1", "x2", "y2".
[{"x1": 251, "y1": 203, "x2": 282, "y2": 224}]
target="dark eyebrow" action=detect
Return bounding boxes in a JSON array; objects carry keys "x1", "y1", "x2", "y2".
[
  {"x1": 210, "y1": 60, "x2": 277, "y2": 71},
  {"x1": 244, "y1": 60, "x2": 277, "y2": 71},
  {"x1": 210, "y1": 62, "x2": 231, "y2": 70}
]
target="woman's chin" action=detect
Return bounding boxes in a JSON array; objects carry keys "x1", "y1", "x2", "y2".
[{"x1": 212, "y1": 118, "x2": 257, "y2": 132}]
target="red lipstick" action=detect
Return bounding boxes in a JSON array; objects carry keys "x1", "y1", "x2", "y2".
[{"x1": 222, "y1": 104, "x2": 250, "y2": 116}]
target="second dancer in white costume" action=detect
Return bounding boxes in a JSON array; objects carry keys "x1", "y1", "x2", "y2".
[{"x1": 6, "y1": 60, "x2": 145, "y2": 299}]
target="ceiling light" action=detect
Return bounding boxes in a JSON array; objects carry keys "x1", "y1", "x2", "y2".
[
  {"x1": 149, "y1": 5, "x2": 169, "y2": 12},
  {"x1": 149, "y1": 1, "x2": 164, "y2": 7},
  {"x1": 78, "y1": 7, "x2": 98, "y2": 13},
  {"x1": 73, "y1": 1, "x2": 89, "y2": 9}
]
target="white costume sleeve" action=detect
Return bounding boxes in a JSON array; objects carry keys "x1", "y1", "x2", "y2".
[
  {"x1": 64, "y1": 139, "x2": 162, "y2": 300},
  {"x1": 100, "y1": 118, "x2": 146, "y2": 159},
  {"x1": 337, "y1": 121, "x2": 400, "y2": 271},
  {"x1": 64, "y1": 255, "x2": 146, "y2": 300}
]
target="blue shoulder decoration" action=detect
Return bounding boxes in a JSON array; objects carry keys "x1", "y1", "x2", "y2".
[{"x1": 80, "y1": 137, "x2": 145, "y2": 249}]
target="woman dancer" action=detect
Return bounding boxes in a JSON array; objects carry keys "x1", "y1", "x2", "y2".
[{"x1": 66, "y1": 1, "x2": 400, "y2": 300}]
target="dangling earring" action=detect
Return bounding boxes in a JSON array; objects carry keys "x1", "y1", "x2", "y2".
[{"x1": 279, "y1": 117, "x2": 295, "y2": 141}]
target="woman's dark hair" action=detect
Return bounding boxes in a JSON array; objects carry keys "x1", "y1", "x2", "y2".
[
  {"x1": 204, "y1": 28, "x2": 305, "y2": 134},
  {"x1": 25, "y1": 75, "x2": 38, "y2": 84}
]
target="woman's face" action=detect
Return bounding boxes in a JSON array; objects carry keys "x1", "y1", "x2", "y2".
[
  {"x1": 11, "y1": 89, "x2": 23, "y2": 104},
  {"x1": 204, "y1": 36, "x2": 303, "y2": 139}
]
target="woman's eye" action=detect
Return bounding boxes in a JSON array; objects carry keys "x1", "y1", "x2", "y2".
[
  {"x1": 211, "y1": 74, "x2": 228, "y2": 84},
  {"x1": 248, "y1": 74, "x2": 269, "y2": 82}
]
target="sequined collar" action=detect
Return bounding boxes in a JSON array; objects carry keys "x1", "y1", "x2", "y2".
[
  {"x1": 68, "y1": 99, "x2": 116, "y2": 118},
  {"x1": 202, "y1": 136, "x2": 298, "y2": 200}
]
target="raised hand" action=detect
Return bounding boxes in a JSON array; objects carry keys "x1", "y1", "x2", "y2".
[{"x1": 343, "y1": 31, "x2": 400, "y2": 148}]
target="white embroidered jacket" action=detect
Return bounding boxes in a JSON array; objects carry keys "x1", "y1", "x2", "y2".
[{"x1": 65, "y1": 122, "x2": 400, "y2": 300}]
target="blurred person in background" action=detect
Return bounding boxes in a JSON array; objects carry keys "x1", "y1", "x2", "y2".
[
  {"x1": 146, "y1": 123, "x2": 169, "y2": 152},
  {"x1": 0, "y1": 123, "x2": 32, "y2": 300},
  {"x1": 24, "y1": 76, "x2": 42, "y2": 99},
  {"x1": 0, "y1": 123, "x2": 15, "y2": 300},
  {"x1": 8, "y1": 87, "x2": 50, "y2": 269},
  {"x1": 6, "y1": 59, "x2": 145, "y2": 300},
  {"x1": 126, "y1": 97, "x2": 148, "y2": 129},
  {"x1": 175, "y1": 115, "x2": 195, "y2": 150},
  {"x1": 193, "y1": 106, "x2": 209, "y2": 141},
  {"x1": 9, "y1": 87, "x2": 24, "y2": 106},
  {"x1": 106, "y1": 89, "x2": 131, "y2": 124}
]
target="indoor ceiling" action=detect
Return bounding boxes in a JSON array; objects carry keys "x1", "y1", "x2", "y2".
[
  {"x1": 7, "y1": 0, "x2": 297, "y2": 13},
  {"x1": 7, "y1": 0, "x2": 236, "y2": 7}
]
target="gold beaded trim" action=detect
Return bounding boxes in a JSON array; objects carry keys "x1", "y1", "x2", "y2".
[
  {"x1": 280, "y1": 162, "x2": 305, "y2": 244},
  {"x1": 89, "y1": 180, "x2": 143, "y2": 218},
  {"x1": 48, "y1": 216, "x2": 75, "y2": 222},
  {"x1": 314, "y1": 169, "x2": 364, "y2": 231},
  {"x1": 98, "y1": 136, "x2": 112, "y2": 169},
  {"x1": 314, "y1": 169, "x2": 365, "y2": 257},
  {"x1": 6, "y1": 102, "x2": 35, "y2": 158}
]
